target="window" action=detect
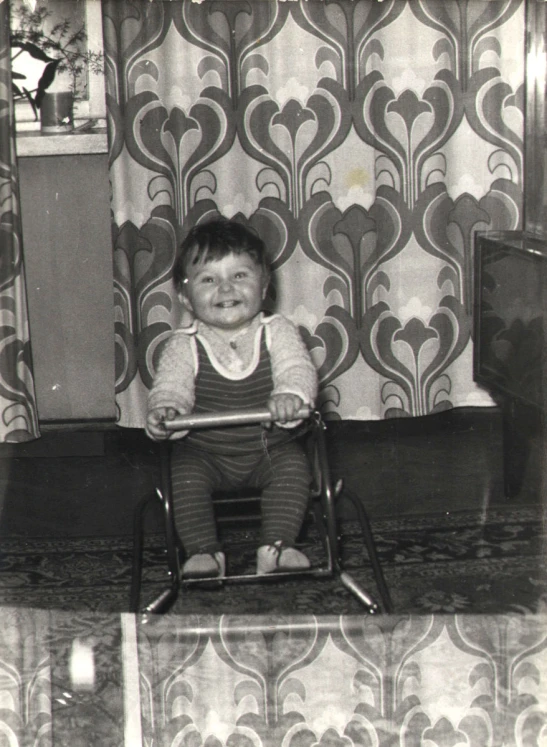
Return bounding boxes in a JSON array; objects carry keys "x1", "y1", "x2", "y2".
[{"x1": 11, "y1": 0, "x2": 106, "y2": 133}]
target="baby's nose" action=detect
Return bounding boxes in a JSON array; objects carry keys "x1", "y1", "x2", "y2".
[{"x1": 218, "y1": 278, "x2": 234, "y2": 292}]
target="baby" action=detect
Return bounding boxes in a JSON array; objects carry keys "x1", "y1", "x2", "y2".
[{"x1": 146, "y1": 218, "x2": 318, "y2": 578}]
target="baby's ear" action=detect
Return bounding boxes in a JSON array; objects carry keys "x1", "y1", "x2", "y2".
[
  {"x1": 177, "y1": 289, "x2": 192, "y2": 309},
  {"x1": 180, "y1": 307, "x2": 195, "y2": 328},
  {"x1": 177, "y1": 291, "x2": 195, "y2": 328},
  {"x1": 261, "y1": 271, "x2": 270, "y2": 299}
]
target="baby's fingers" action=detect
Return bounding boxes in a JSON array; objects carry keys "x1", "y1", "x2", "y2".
[{"x1": 164, "y1": 408, "x2": 178, "y2": 422}]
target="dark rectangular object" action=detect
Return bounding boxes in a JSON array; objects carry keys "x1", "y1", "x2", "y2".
[
  {"x1": 474, "y1": 231, "x2": 547, "y2": 411},
  {"x1": 18, "y1": 154, "x2": 115, "y2": 423}
]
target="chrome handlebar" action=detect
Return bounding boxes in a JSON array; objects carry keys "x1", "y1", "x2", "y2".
[{"x1": 162, "y1": 405, "x2": 311, "y2": 431}]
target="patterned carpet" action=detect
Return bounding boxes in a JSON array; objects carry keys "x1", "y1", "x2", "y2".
[{"x1": 0, "y1": 506, "x2": 544, "y2": 615}]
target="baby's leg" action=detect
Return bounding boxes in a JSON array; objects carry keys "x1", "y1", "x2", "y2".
[
  {"x1": 250, "y1": 441, "x2": 312, "y2": 545},
  {"x1": 170, "y1": 444, "x2": 224, "y2": 555}
]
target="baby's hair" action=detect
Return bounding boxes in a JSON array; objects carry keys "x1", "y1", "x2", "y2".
[{"x1": 173, "y1": 218, "x2": 270, "y2": 291}]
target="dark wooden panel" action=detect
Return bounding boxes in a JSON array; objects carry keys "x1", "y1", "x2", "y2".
[
  {"x1": 474, "y1": 231, "x2": 547, "y2": 410},
  {"x1": 18, "y1": 153, "x2": 115, "y2": 423},
  {"x1": 474, "y1": 231, "x2": 547, "y2": 498}
]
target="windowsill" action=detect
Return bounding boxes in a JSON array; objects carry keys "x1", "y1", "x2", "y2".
[{"x1": 15, "y1": 127, "x2": 108, "y2": 157}]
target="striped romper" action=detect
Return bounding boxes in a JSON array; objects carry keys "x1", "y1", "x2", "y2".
[{"x1": 170, "y1": 328, "x2": 312, "y2": 556}]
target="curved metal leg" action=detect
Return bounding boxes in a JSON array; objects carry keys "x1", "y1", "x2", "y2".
[
  {"x1": 340, "y1": 485, "x2": 393, "y2": 613},
  {"x1": 159, "y1": 444, "x2": 181, "y2": 587},
  {"x1": 312, "y1": 417, "x2": 380, "y2": 613},
  {"x1": 132, "y1": 444, "x2": 181, "y2": 616},
  {"x1": 308, "y1": 416, "x2": 337, "y2": 572},
  {"x1": 130, "y1": 491, "x2": 159, "y2": 613}
]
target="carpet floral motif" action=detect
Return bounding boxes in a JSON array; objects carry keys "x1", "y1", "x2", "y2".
[{"x1": 0, "y1": 507, "x2": 544, "y2": 616}]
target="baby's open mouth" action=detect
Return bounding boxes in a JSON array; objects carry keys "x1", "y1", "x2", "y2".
[{"x1": 216, "y1": 301, "x2": 240, "y2": 308}]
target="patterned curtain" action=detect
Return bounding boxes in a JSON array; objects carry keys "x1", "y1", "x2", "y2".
[
  {"x1": 0, "y1": 608, "x2": 52, "y2": 746},
  {"x1": 128, "y1": 613, "x2": 547, "y2": 746},
  {"x1": 0, "y1": 0, "x2": 39, "y2": 443},
  {"x1": 0, "y1": 609, "x2": 546, "y2": 746},
  {"x1": 102, "y1": 0, "x2": 525, "y2": 429}
]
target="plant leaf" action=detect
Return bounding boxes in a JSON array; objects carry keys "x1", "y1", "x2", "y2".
[
  {"x1": 35, "y1": 60, "x2": 61, "y2": 108},
  {"x1": 13, "y1": 40, "x2": 56, "y2": 64},
  {"x1": 22, "y1": 88, "x2": 39, "y2": 118}
]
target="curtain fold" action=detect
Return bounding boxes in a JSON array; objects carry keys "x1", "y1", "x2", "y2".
[
  {"x1": 0, "y1": 607, "x2": 52, "y2": 746},
  {"x1": 103, "y1": 0, "x2": 525, "y2": 428},
  {"x1": 0, "y1": 0, "x2": 39, "y2": 443}
]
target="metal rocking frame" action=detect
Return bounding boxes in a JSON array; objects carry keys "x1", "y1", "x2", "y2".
[{"x1": 130, "y1": 408, "x2": 393, "y2": 616}]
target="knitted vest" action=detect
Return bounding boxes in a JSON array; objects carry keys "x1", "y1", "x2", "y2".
[{"x1": 185, "y1": 326, "x2": 289, "y2": 455}]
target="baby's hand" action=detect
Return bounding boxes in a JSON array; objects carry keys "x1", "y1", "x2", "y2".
[
  {"x1": 267, "y1": 393, "x2": 303, "y2": 425},
  {"x1": 146, "y1": 407, "x2": 180, "y2": 440}
]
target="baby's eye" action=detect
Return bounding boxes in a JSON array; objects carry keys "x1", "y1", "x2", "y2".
[
  {"x1": 201, "y1": 276, "x2": 215, "y2": 284},
  {"x1": 234, "y1": 271, "x2": 248, "y2": 280}
]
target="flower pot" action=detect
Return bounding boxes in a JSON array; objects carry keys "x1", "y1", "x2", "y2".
[{"x1": 40, "y1": 92, "x2": 74, "y2": 134}]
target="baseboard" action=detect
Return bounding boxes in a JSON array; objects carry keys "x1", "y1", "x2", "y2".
[{"x1": 325, "y1": 405, "x2": 502, "y2": 441}]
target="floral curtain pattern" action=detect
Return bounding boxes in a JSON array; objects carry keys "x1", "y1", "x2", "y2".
[
  {"x1": 0, "y1": 0, "x2": 39, "y2": 443},
  {"x1": 0, "y1": 609, "x2": 544, "y2": 746},
  {"x1": 0, "y1": 607, "x2": 52, "y2": 746},
  {"x1": 102, "y1": 0, "x2": 525, "y2": 428},
  {"x1": 130, "y1": 613, "x2": 547, "y2": 747}
]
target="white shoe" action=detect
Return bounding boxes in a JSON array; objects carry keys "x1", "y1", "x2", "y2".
[
  {"x1": 182, "y1": 551, "x2": 225, "y2": 579},
  {"x1": 256, "y1": 542, "x2": 311, "y2": 575}
]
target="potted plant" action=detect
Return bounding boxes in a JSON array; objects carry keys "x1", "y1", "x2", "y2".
[{"x1": 10, "y1": 4, "x2": 104, "y2": 133}]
